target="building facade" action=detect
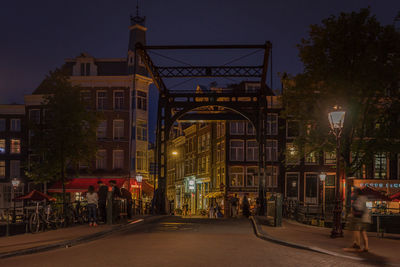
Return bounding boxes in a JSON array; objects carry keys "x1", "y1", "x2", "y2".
[
  {"x1": 0, "y1": 105, "x2": 26, "y2": 210},
  {"x1": 24, "y1": 15, "x2": 152, "y2": 200}
]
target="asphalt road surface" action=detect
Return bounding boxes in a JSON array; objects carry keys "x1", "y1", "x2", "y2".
[{"x1": 1, "y1": 217, "x2": 369, "y2": 267}]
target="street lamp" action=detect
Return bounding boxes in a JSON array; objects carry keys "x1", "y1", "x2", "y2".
[
  {"x1": 136, "y1": 174, "x2": 143, "y2": 214},
  {"x1": 319, "y1": 172, "x2": 326, "y2": 219},
  {"x1": 328, "y1": 108, "x2": 345, "y2": 238},
  {"x1": 11, "y1": 178, "x2": 20, "y2": 223}
]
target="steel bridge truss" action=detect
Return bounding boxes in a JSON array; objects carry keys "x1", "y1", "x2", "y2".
[{"x1": 135, "y1": 43, "x2": 272, "y2": 215}]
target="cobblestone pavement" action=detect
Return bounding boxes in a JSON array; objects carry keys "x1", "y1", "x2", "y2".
[{"x1": 1, "y1": 217, "x2": 369, "y2": 267}]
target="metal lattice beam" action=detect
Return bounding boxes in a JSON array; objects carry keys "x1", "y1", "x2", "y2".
[{"x1": 156, "y1": 66, "x2": 263, "y2": 78}]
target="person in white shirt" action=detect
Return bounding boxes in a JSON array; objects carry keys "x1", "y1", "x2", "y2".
[{"x1": 86, "y1": 185, "x2": 98, "y2": 227}]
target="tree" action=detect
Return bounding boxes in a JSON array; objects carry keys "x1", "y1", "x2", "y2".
[
  {"x1": 26, "y1": 68, "x2": 100, "y2": 211},
  {"x1": 282, "y1": 8, "x2": 400, "y2": 178}
]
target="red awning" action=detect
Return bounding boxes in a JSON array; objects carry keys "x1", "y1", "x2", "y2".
[
  {"x1": 390, "y1": 191, "x2": 400, "y2": 201},
  {"x1": 142, "y1": 181, "x2": 154, "y2": 195},
  {"x1": 48, "y1": 178, "x2": 132, "y2": 193},
  {"x1": 14, "y1": 190, "x2": 56, "y2": 201}
]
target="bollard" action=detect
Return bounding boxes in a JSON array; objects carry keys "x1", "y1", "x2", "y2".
[
  {"x1": 107, "y1": 191, "x2": 113, "y2": 225},
  {"x1": 274, "y1": 193, "x2": 282, "y2": 227},
  {"x1": 6, "y1": 209, "x2": 10, "y2": 237}
]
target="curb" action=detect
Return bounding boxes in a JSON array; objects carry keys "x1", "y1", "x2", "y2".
[
  {"x1": 0, "y1": 215, "x2": 167, "y2": 260},
  {"x1": 249, "y1": 216, "x2": 363, "y2": 262}
]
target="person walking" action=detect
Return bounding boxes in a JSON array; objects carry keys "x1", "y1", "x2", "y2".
[
  {"x1": 97, "y1": 180, "x2": 108, "y2": 223},
  {"x1": 86, "y1": 185, "x2": 98, "y2": 227},
  {"x1": 344, "y1": 188, "x2": 371, "y2": 252},
  {"x1": 242, "y1": 194, "x2": 250, "y2": 218},
  {"x1": 230, "y1": 194, "x2": 239, "y2": 218}
]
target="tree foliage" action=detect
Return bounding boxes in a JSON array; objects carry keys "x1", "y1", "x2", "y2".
[
  {"x1": 282, "y1": 8, "x2": 400, "y2": 176},
  {"x1": 26, "y1": 68, "x2": 100, "y2": 183}
]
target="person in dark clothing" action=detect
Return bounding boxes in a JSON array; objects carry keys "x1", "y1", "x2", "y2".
[
  {"x1": 97, "y1": 180, "x2": 108, "y2": 223},
  {"x1": 109, "y1": 180, "x2": 121, "y2": 222},
  {"x1": 242, "y1": 193, "x2": 250, "y2": 218},
  {"x1": 120, "y1": 185, "x2": 133, "y2": 219}
]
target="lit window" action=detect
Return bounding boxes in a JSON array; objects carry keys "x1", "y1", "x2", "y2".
[
  {"x1": 305, "y1": 145, "x2": 318, "y2": 164},
  {"x1": 374, "y1": 153, "x2": 387, "y2": 179},
  {"x1": 246, "y1": 167, "x2": 258, "y2": 187},
  {"x1": 10, "y1": 139, "x2": 21, "y2": 154},
  {"x1": 229, "y1": 166, "x2": 244, "y2": 187},
  {"x1": 0, "y1": 139, "x2": 5, "y2": 154},
  {"x1": 0, "y1": 161, "x2": 5, "y2": 178},
  {"x1": 286, "y1": 143, "x2": 299, "y2": 164},
  {"x1": 324, "y1": 151, "x2": 336, "y2": 165}
]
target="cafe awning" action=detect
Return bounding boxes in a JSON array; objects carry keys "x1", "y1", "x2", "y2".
[
  {"x1": 205, "y1": 191, "x2": 225, "y2": 198},
  {"x1": 48, "y1": 178, "x2": 130, "y2": 193}
]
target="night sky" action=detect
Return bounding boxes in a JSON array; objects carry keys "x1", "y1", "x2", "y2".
[{"x1": 1, "y1": 0, "x2": 399, "y2": 140}]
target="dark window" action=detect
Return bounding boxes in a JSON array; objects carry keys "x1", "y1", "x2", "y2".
[
  {"x1": 80, "y1": 63, "x2": 85, "y2": 76},
  {"x1": 0, "y1": 119, "x2": 5, "y2": 131},
  {"x1": 86, "y1": 63, "x2": 91, "y2": 76},
  {"x1": 286, "y1": 174, "x2": 298, "y2": 198},
  {"x1": 137, "y1": 91, "x2": 147, "y2": 111},
  {"x1": 287, "y1": 121, "x2": 299, "y2": 138}
]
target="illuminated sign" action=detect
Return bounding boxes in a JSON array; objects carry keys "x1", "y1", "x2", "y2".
[
  {"x1": 359, "y1": 183, "x2": 400, "y2": 188},
  {"x1": 188, "y1": 179, "x2": 195, "y2": 191}
]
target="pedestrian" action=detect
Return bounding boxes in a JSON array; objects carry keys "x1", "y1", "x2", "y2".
[
  {"x1": 209, "y1": 201, "x2": 215, "y2": 219},
  {"x1": 242, "y1": 194, "x2": 250, "y2": 218},
  {"x1": 109, "y1": 180, "x2": 121, "y2": 223},
  {"x1": 230, "y1": 194, "x2": 239, "y2": 218},
  {"x1": 344, "y1": 188, "x2": 371, "y2": 252},
  {"x1": 97, "y1": 180, "x2": 108, "y2": 223},
  {"x1": 120, "y1": 184, "x2": 132, "y2": 219},
  {"x1": 86, "y1": 185, "x2": 98, "y2": 227}
]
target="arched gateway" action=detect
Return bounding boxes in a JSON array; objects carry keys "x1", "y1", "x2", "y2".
[{"x1": 135, "y1": 43, "x2": 272, "y2": 214}]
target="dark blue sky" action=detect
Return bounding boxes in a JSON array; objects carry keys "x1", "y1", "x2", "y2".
[{"x1": 0, "y1": 0, "x2": 399, "y2": 139}]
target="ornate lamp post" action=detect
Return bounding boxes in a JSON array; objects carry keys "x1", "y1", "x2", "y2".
[
  {"x1": 136, "y1": 174, "x2": 143, "y2": 214},
  {"x1": 328, "y1": 108, "x2": 345, "y2": 238},
  {"x1": 11, "y1": 178, "x2": 20, "y2": 223}
]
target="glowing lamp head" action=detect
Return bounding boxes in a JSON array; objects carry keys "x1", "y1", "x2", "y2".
[
  {"x1": 328, "y1": 110, "x2": 345, "y2": 130},
  {"x1": 11, "y1": 178, "x2": 20, "y2": 188},
  {"x1": 319, "y1": 173, "x2": 326, "y2": 182},
  {"x1": 172, "y1": 151, "x2": 178, "y2": 156}
]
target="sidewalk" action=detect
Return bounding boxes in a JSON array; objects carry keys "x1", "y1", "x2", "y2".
[
  {"x1": 0, "y1": 215, "x2": 161, "y2": 259},
  {"x1": 257, "y1": 218, "x2": 400, "y2": 265}
]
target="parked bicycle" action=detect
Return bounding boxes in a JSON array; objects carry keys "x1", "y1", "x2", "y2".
[{"x1": 29, "y1": 202, "x2": 62, "y2": 233}]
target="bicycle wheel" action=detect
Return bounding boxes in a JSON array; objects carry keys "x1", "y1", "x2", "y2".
[{"x1": 29, "y1": 213, "x2": 41, "y2": 233}]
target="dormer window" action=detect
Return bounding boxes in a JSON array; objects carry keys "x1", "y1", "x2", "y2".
[{"x1": 80, "y1": 63, "x2": 91, "y2": 76}]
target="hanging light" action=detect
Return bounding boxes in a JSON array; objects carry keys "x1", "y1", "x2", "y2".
[{"x1": 328, "y1": 108, "x2": 345, "y2": 130}]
